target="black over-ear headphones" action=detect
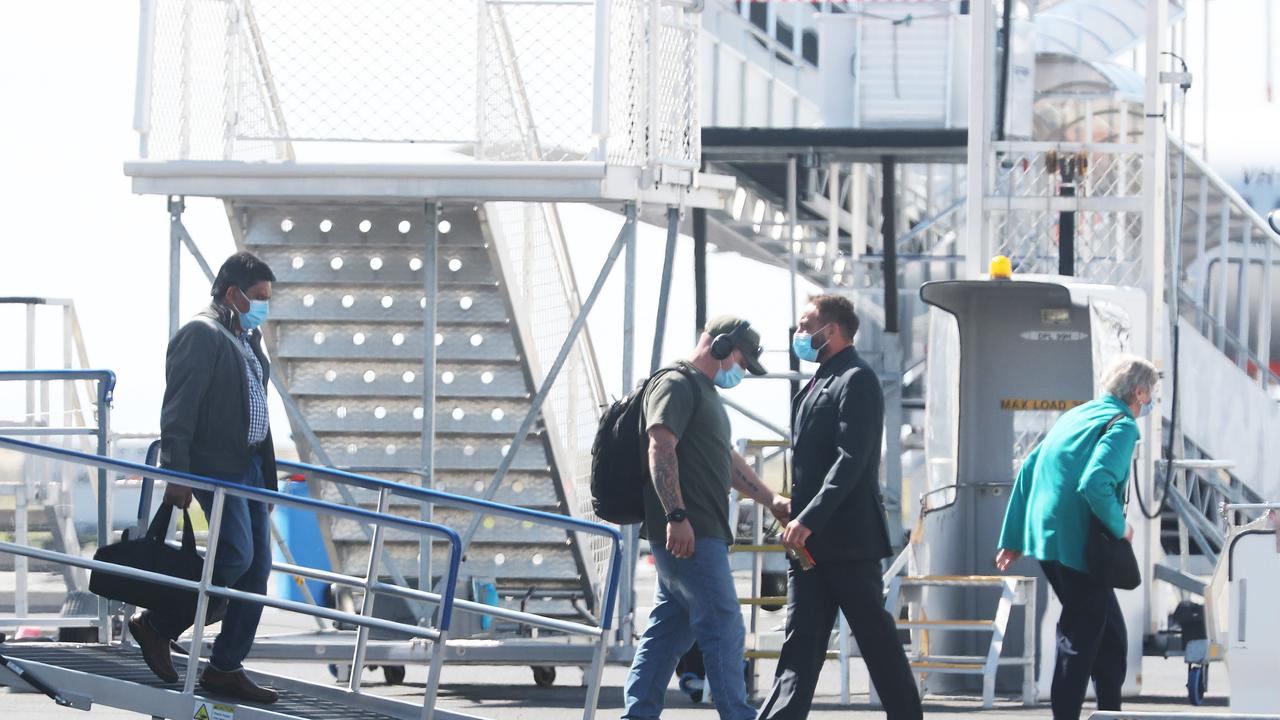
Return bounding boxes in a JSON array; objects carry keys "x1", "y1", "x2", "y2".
[{"x1": 710, "y1": 321, "x2": 750, "y2": 361}]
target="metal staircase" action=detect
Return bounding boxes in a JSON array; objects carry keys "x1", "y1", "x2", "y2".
[
  {"x1": 694, "y1": 137, "x2": 968, "y2": 540},
  {"x1": 233, "y1": 201, "x2": 599, "y2": 624}
]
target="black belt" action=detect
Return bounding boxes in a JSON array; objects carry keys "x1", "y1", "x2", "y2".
[{"x1": 247, "y1": 441, "x2": 265, "y2": 453}]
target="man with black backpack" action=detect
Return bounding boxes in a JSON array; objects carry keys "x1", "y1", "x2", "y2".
[{"x1": 621, "y1": 316, "x2": 790, "y2": 720}]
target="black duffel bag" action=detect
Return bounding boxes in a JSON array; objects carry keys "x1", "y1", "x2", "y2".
[{"x1": 90, "y1": 502, "x2": 224, "y2": 622}]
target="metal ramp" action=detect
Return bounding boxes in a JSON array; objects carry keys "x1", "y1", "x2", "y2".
[
  {"x1": 231, "y1": 200, "x2": 597, "y2": 625},
  {"x1": 0, "y1": 641, "x2": 481, "y2": 720}
]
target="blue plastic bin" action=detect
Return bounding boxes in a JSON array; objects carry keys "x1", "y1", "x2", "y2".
[{"x1": 271, "y1": 479, "x2": 332, "y2": 606}]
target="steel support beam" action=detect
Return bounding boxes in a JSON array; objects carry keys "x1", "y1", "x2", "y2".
[
  {"x1": 624, "y1": 204, "x2": 637, "y2": 392},
  {"x1": 880, "y1": 156, "x2": 905, "y2": 547},
  {"x1": 651, "y1": 208, "x2": 680, "y2": 373},
  {"x1": 421, "y1": 202, "x2": 440, "y2": 593},
  {"x1": 965, "y1": 0, "x2": 994, "y2": 280},
  {"x1": 444, "y1": 205, "x2": 636, "y2": 570},
  {"x1": 882, "y1": 157, "x2": 898, "y2": 333},
  {"x1": 787, "y1": 156, "x2": 799, "y2": 323},
  {"x1": 168, "y1": 195, "x2": 184, "y2": 339},
  {"x1": 1141, "y1": 0, "x2": 1170, "y2": 634},
  {"x1": 693, "y1": 207, "x2": 708, "y2": 335}
]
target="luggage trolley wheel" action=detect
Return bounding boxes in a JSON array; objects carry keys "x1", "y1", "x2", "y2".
[
  {"x1": 531, "y1": 665, "x2": 557, "y2": 687},
  {"x1": 677, "y1": 672, "x2": 704, "y2": 702},
  {"x1": 383, "y1": 665, "x2": 406, "y2": 685},
  {"x1": 1187, "y1": 663, "x2": 1209, "y2": 706}
]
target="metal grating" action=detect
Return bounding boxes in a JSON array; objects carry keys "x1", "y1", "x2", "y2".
[{"x1": 0, "y1": 643, "x2": 408, "y2": 720}]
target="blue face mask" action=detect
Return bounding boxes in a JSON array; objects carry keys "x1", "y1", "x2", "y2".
[
  {"x1": 1139, "y1": 400, "x2": 1153, "y2": 418},
  {"x1": 791, "y1": 323, "x2": 832, "y2": 363},
  {"x1": 236, "y1": 288, "x2": 270, "y2": 331},
  {"x1": 714, "y1": 361, "x2": 745, "y2": 389}
]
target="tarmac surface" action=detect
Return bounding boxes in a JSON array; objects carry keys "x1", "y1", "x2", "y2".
[{"x1": 2, "y1": 563, "x2": 1230, "y2": 719}]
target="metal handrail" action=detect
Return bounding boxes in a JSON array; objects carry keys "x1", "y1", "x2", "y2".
[
  {"x1": 0, "y1": 436, "x2": 462, "y2": 718},
  {"x1": 0, "y1": 369, "x2": 116, "y2": 632},
  {"x1": 1173, "y1": 135, "x2": 1280, "y2": 249},
  {"x1": 273, "y1": 459, "x2": 622, "y2": 720},
  {"x1": 1177, "y1": 288, "x2": 1280, "y2": 388},
  {"x1": 0, "y1": 369, "x2": 116, "y2": 400},
  {"x1": 137, "y1": 451, "x2": 618, "y2": 702},
  {"x1": 277, "y1": 459, "x2": 624, "y2": 631},
  {"x1": 1224, "y1": 502, "x2": 1280, "y2": 511}
]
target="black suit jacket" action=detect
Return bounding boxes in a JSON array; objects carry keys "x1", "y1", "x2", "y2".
[
  {"x1": 791, "y1": 346, "x2": 892, "y2": 562},
  {"x1": 159, "y1": 305, "x2": 278, "y2": 490}
]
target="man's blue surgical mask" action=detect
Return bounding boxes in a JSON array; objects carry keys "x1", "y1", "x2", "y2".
[
  {"x1": 1139, "y1": 400, "x2": 1153, "y2": 418},
  {"x1": 791, "y1": 323, "x2": 832, "y2": 363},
  {"x1": 236, "y1": 288, "x2": 270, "y2": 332},
  {"x1": 714, "y1": 361, "x2": 745, "y2": 389}
]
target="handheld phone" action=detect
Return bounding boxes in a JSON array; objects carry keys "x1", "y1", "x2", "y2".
[{"x1": 786, "y1": 545, "x2": 816, "y2": 571}]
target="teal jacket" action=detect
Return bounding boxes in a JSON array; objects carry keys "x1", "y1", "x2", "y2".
[{"x1": 997, "y1": 394, "x2": 1139, "y2": 573}]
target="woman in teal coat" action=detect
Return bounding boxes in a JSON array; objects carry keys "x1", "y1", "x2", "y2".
[{"x1": 995, "y1": 354, "x2": 1158, "y2": 720}]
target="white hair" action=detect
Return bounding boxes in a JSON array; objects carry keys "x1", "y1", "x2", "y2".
[{"x1": 1100, "y1": 354, "x2": 1159, "y2": 404}]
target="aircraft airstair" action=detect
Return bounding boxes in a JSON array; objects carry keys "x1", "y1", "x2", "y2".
[{"x1": 118, "y1": 0, "x2": 729, "y2": 681}]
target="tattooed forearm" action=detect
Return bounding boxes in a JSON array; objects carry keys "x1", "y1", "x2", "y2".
[
  {"x1": 730, "y1": 454, "x2": 773, "y2": 504},
  {"x1": 649, "y1": 431, "x2": 684, "y2": 514}
]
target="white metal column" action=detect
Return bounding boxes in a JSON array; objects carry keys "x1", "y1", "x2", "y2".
[
  {"x1": 964, "y1": 0, "x2": 994, "y2": 280},
  {"x1": 1141, "y1": 0, "x2": 1170, "y2": 636}
]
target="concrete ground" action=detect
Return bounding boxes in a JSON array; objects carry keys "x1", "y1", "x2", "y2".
[{"x1": 1, "y1": 564, "x2": 1229, "y2": 719}]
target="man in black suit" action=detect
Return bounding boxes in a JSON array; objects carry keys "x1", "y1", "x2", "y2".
[{"x1": 756, "y1": 294, "x2": 922, "y2": 720}]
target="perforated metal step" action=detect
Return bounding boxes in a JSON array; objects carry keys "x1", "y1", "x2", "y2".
[{"x1": 232, "y1": 200, "x2": 594, "y2": 621}]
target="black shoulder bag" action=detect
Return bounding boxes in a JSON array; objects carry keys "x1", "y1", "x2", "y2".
[
  {"x1": 1084, "y1": 413, "x2": 1142, "y2": 590},
  {"x1": 90, "y1": 502, "x2": 224, "y2": 621}
]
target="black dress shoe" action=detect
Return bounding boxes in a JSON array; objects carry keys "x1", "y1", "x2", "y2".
[
  {"x1": 199, "y1": 666, "x2": 279, "y2": 704},
  {"x1": 128, "y1": 614, "x2": 179, "y2": 684}
]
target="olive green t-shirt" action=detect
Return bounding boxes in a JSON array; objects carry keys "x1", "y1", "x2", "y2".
[{"x1": 640, "y1": 361, "x2": 733, "y2": 545}]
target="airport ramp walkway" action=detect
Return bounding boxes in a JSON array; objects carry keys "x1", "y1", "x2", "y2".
[{"x1": 0, "y1": 641, "x2": 485, "y2": 720}]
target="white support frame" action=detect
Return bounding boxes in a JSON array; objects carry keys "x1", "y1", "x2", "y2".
[{"x1": 886, "y1": 574, "x2": 1038, "y2": 709}]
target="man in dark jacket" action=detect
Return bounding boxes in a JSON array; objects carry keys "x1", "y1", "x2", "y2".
[
  {"x1": 757, "y1": 294, "x2": 922, "y2": 720},
  {"x1": 129, "y1": 251, "x2": 280, "y2": 703}
]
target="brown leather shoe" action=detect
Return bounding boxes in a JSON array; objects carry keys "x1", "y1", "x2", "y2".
[
  {"x1": 199, "y1": 666, "x2": 279, "y2": 704},
  {"x1": 128, "y1": 613, "x2": 178, "y2": 684}
]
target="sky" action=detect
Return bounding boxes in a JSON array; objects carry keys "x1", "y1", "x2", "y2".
[
  {"x1": 0, "y1": 0, "x2": 1277, "y2": 451},
  {"x1": 0, "y1": 2, "x2": 807, "y2": 448}
]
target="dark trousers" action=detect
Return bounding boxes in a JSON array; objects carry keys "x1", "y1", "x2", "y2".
[
  {"x1": 149, "y1": 455, "x2": 271, "y2": 671},
  {"x1": 1040, "y1": 561, "x2": 1127, "y2": 720},
  {"x1": 757, "y1": 559, "x2": 922, "y2": 720}
]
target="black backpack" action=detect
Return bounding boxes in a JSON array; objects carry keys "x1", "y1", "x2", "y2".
[{"x1": 590, "y1": 365, "x2": 701, "y2": 524}]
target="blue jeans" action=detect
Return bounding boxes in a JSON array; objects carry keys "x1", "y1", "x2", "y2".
[
  {"x1": 150, "y1": 455, "x2": 271, "y2": 671},
  {"x1": 623, "y1": 538, "x2": 755, "y2": 720}
]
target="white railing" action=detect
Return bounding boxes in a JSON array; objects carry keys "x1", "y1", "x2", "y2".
[
  {"x1": 982, "y1": 139, "x2": 1146, "y2": 289},
  {"x1": 133, "y1": 0, "x2": 701, "y2": 179},
  {"x1": 483, "y1": 199, "x2": 614, "y2": 598},
  {"x1": 700, "y1": 0, "x2": 822, "y2": 128},
  {"x1": 1172, "y1": 137, "x2": 1280, "y2": 389}
]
